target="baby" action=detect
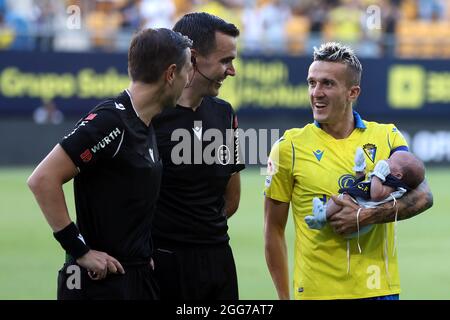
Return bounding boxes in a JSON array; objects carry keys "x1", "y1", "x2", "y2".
[{"x1": 305, "y1": 148, "x2": 425, "y2": 237}]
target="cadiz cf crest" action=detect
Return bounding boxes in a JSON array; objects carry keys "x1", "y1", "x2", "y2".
[
  {"x1": 338, "y1": 174, "x2": 356, "y2": 189},
  {"x1": 363, "y1": 143, "x2": 377, "y2": 163}
]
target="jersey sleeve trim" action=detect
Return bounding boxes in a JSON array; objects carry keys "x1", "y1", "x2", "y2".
[
  {"x1": 389, "y1": 145, "x2": 409, "y2": 157},
  {"x1": 264, "y1": 193, "x2": 291, "y2": 203},
  {"x1": 291, "y1": 141, "x2": 296, "y2": 172}
]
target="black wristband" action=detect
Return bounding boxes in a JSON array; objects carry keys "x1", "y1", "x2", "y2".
[{"x1": 53, "y1": 222, "x2": 90, "y2": 259}]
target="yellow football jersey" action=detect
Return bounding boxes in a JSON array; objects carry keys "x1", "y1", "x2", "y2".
[{"x1": 264, "y1": 112, "x2": 408, "y2": 299}]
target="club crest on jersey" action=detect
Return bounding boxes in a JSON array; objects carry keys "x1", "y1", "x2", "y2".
[
  {"x1": 338, "y1": 174, "x2": 356, "y2": 189},
  {"x1": 363, "y1": 143, "x2": 377, "y2": 163},
  {"x1": 313, "y1": 149, "x2": 324, "y2": 161}
]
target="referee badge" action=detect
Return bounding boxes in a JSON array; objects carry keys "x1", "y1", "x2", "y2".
[{"x1": 363, "y1": 143, "x2": 377, "y2": 163}]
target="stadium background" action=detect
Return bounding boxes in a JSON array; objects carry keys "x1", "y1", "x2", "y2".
[{"x1": 0, "y1": 0, "x2": 449, "y2": 299}]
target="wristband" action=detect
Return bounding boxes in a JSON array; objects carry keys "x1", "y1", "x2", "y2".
[{"x1": 53, "y1": 222, "x2": 89, "y2": 259}]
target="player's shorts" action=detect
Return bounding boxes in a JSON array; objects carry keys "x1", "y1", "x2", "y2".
[
  {"x1": 152, "y1": 239, "x2": 238, "y2": 300},
  {"x1": 57, "y1": 258, "x2": 159, "y2": 300}
]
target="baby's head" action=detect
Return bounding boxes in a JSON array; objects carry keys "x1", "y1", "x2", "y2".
[{"x1": 387, "y1": 151, "x2": 425, "y2": 190}]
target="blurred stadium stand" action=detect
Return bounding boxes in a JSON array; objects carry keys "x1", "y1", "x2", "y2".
[
  {"x1": 0, "y1": 0, "x2": 449, "y2": 57},
  {"x1": 1, "y1": 0, "x2": 449, "y2": 166}
]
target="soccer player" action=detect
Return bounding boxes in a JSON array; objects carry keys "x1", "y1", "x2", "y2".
[
  {"x1": 27, "y1": 28, "x2": 193, "y2": 300},
  {"x1": 151, "y1": 13, "x2": 244, "y2": 300},
  {"x1": 264, "y1": 42, "x2": 433, "y2": 300}
]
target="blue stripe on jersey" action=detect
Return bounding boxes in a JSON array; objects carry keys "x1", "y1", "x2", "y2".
[
  {"x1": 291, "y1": 141, "x2": 295, "y2": 172},
  {"x1": 390, "y1": 145, "x2": 409, "y2": 157},
  {"x1": 353, "y1": 111, "x2": 366, "y2": 129},
  {"x1": 314, "y1": 111, "x2": 366, "y2": 129}
]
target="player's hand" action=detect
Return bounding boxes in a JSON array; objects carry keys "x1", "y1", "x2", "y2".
[
  {"x1": 76, "y1": 250, "x2": 125, "y2": 280},
  {"x1": 353, "y1": 147, "x2": 366, "y2": 172},
  {"x1": 327, "y1": 195, "x2": 363, "y2": 236},
  {"x1": 369, "y1": 160, "x2": 390, "y2": 182}
]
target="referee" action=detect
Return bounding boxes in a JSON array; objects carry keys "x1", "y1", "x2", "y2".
[
  {"x1": 152, "y1": 13, "x2": 244, "y2": 300},
  {"x1": 27, "y1": 28, "x2": 192, "y2": 299}
]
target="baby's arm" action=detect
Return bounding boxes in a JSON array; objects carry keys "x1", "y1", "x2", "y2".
[
  {"x1": 368, "y1": 160, "x2": 395, "y2": 201},
  {"x1": 306, "y1": 195, "x2": 342, "y2": 230},
  {"x1": 353, "y1": 147, "x2": 366, "y2": 178},
  {"x1": 326, "y1": 196, "x2": 342, "y2": 216},
  {"x1": 370, "y1": 176, "x2": 396, "y2": 202}
]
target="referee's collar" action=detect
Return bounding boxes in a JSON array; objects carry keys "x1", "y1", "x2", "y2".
[
  {"x1": 124, "y1": 89, "x2": 140, "y2": 118},
  {"x1": 314, "y1": 111, "x2": 366, "y2": 129}
]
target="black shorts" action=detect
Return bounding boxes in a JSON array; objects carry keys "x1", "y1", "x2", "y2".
[
  {"x1": 153, "y1": 240, "x2": 238, "y2": 300},
  {"x1": 57, "y1": 261, "x2": 159, "y2": 300}
]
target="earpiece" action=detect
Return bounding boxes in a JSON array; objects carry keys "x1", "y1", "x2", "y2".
[{"x1": 189, "y1": 55, "x2": 216, "y2": 83}]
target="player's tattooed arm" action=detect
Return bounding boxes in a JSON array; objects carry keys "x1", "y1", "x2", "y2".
[
  {"x1": 372, "y1": 180, "x2": 433, "y2": 223},
  {"x1": 363, "y1": 179, "x2": 433, "y2": 224},
  {"x1": 329, "y1": 180, "x2": 433, "y2": 236}
]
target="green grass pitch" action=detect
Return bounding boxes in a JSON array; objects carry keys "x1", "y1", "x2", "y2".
[{"x1": 0, "y1": 167, "x2": 448, "y2": 299}]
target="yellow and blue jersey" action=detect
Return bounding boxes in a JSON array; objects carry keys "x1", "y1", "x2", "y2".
[{"x1": 264, "y1": 112, "x2": 408, "y2": 300}]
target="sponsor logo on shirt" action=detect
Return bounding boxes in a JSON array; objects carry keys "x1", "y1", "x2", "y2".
[
  {"x1": 313, "y1": 149, "x2": 324, "y2": 161},
  {"x1": 77, "y1": 234, "x2": 86, "y2": 244},
  {"x1": 90, "y1": 127, "x2": 122, "y2": 154},
  {"x1": 266, "y1": 157, "x2": 275, "y2": 175},
  {"x1": 80, "y1": 149, "x2": 92, "y2": 163},
  {"x1": 115, "y1": 102, "x2": 125, "y2": 110},
  {"x1": 265, "y1": 175, "x2": 272, "y2": 187},
  {"x1": 192, "y1": 122, "x2": 202, "y2": 141}
]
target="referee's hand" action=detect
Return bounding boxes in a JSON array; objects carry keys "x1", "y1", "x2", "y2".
[{"x1": 76, "y1": 250, "x2": 125, "y2": 280}]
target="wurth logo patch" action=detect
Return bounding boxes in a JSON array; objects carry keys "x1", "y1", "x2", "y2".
[{"x1": 90, "y1": 128, "x2": 122, "y2": 154}]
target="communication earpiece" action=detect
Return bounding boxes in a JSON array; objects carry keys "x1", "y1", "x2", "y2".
[{"x1": 189, "y1": 55, "x2": 216, "y2": 83}]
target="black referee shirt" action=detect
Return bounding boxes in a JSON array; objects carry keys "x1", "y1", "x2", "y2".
[
  {"x1": 60, "y1": 90, "x2": 162, "y2": 262},
  {"x1": 152, "y1": 96, "x2": 245, "y2": 245}
]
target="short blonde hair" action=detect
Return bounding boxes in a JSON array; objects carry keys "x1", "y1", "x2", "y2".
[{"x1": 313, "y1": 42, "x2": 362, "y2": 86}]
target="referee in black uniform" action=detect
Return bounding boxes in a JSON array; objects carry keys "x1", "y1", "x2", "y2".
[
  {"x1": 27, "y1": 28, "x2": 192, "y2": 299},
  {"x1": 152, "y1": 13, "x2": 244, "y2": 300}
]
